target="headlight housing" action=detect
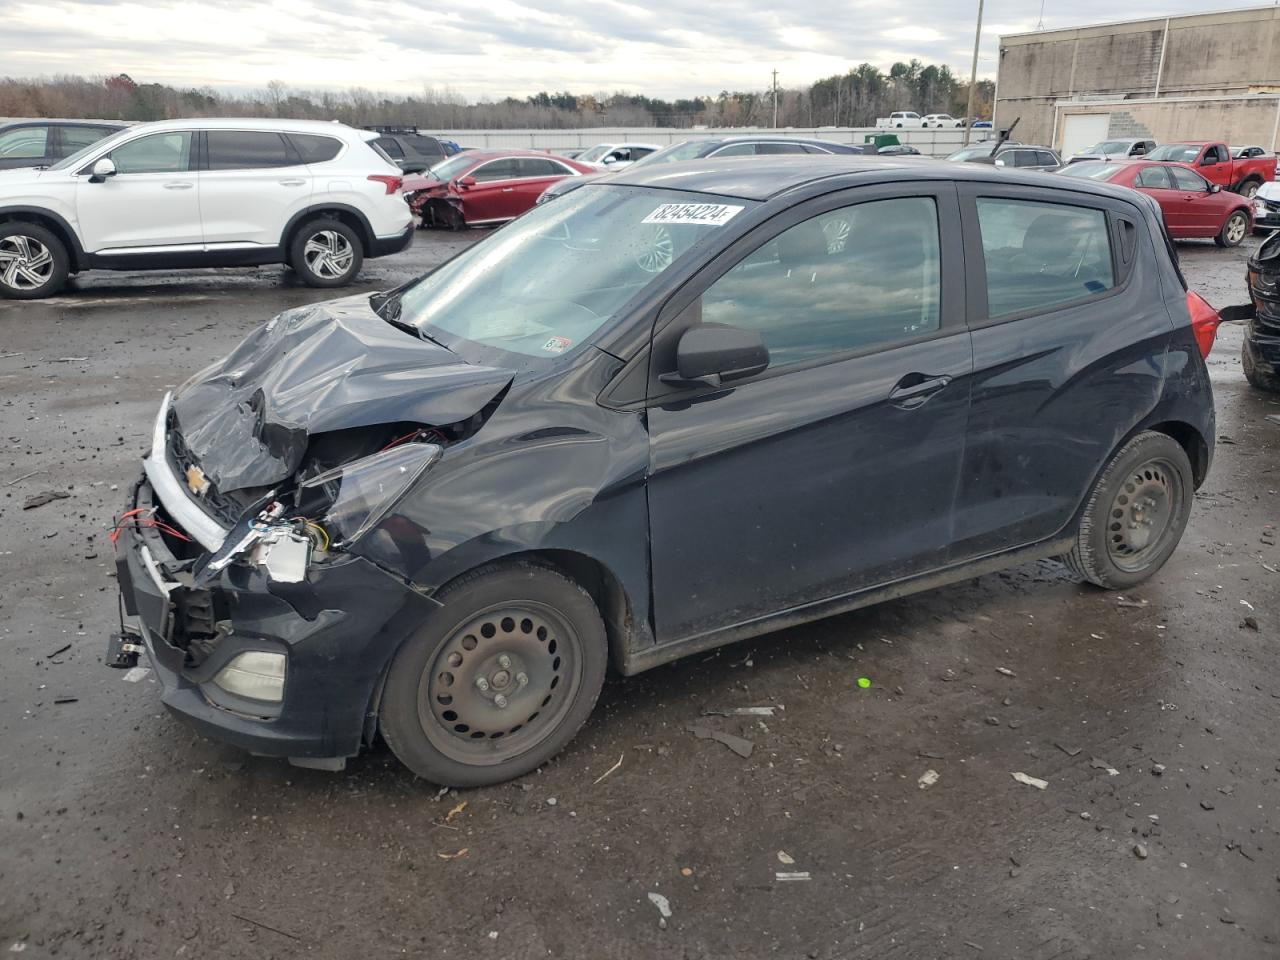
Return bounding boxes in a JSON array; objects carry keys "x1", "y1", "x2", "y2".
[{"x1": 300, "y1": 443, "x2": 442, "y2": 548}]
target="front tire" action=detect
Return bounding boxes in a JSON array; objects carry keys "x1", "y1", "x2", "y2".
[
  {"x1": 288, "y1": 218, "x2": 363, "y2": 287},
  {"x1": 1061, "y1": 432, "x2": 1193, "y2": 589},
  {"x1": 1239, "y1": 180, "x2": 1260, "y2": 200},
  {"x1": 1216, "y1": 210, "x2": 1249, "y2": 247},
  {"x1": 379, "y1": 561, "x2": 608, "y2": 787},
  {"x1": 1243, "y1": 335, "x2": 1280, "y2": 393},
  {"x1": 0, "y1": 222, "x2": 69, "y2": 299}
]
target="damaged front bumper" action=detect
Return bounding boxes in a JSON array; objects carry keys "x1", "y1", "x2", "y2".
[{"x1": 116, "y1": 448, "x2": 437, "y2": 766}]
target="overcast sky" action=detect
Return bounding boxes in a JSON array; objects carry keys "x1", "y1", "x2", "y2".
[{"x1": 5, "y1": 0, "x2": 1264, "y2": 99}]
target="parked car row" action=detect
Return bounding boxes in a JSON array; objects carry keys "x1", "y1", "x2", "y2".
[
  {"x1": 0, "y1": 118, "x2": 127, "y2": 170},
  {"x1": 875, "y1": 112, "x2": 978, "y2": 128}
]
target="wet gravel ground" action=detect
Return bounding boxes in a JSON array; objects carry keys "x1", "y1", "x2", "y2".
[{"x1": 0, "y1": 230, "x2": 1277, "y2": 960}]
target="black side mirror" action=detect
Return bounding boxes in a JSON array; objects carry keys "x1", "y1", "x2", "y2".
[{"x1": 661, "y1": 324, "x2": 769, "y2": 388}]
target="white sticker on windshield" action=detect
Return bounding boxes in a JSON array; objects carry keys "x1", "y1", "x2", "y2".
[{"x1": 642, "y1": 202, "x2": 744, "y2": 226}]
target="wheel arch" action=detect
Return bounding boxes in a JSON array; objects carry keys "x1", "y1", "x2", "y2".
[
  {"x1": 0, "y1": 206, "x2": 86, "y2": 271},
  {"x1": 281, "y1": 204, "x2": 375, "y2": 253},
  {"x1": 1145, "y1": 419, "x2": 1210, "y2": 488}
]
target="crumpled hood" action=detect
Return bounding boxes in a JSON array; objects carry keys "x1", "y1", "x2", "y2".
[{"x1": 171, "y1": 295, "x2": 513, "y2": 492}]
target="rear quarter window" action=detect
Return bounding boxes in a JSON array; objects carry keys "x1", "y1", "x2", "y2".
[
  {"x1": 975, "y1": 197, "x2": 1116, "y2": 318},
  {"x1": 288, "y1": 134, "x2": 343, "y2": 163}
]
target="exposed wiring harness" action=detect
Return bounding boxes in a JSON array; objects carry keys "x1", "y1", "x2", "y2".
[{"x1": 109, "y1": 507, "x2": 193, "y2": 548}]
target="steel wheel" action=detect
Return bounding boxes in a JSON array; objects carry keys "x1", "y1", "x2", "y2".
[
  {"x1": 634, "y1": 225, "x2": 674, "y2": 273},
  {"x1": 0, "y1": 235, "x2": 55, "y2": 291},
  {"x1": 302, "y1": 230, "x2": 355, "y2": 279},
  {"x1": 418, "y1": 601, "x2": 583, "y2": 766},
  {"x1": 1104, "y1": 457, "x2": 1183, "y2": 573}
]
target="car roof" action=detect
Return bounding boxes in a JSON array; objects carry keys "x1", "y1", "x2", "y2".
[
  {"x1": 458, "y1": 150, "x2": 580, "y2": 162},
  {"x1": 0, "y1": 118, "x2": 128, "y2": 129},
  {"x1": 104, "y1": 117, "x2": 369, "y2": 136},
  {"x1": 605, "y1": 154, "x2": 1136, "y2": 201}
]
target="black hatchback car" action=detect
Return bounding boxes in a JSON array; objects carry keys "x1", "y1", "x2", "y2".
[{"x1": 112, "y1": 157, "x2": 1220, "y2": 786}]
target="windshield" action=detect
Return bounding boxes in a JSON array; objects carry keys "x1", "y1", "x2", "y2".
[
  {"x1": 946, "y1": 144, "x2": 995, "y2": 162},
  {"x1": 1147, "y1": 144, "x2": 1200, "y2": 163},
  {"x1": 632, "y1": 141, "x2": 713, "y2": 167},
  {"x1": 48, "y1": 125, "x2": 135, "y2": 171},
  {"x1": 1079, "y1": 140, "x2": 1132, "y2": 155},
  {"x1": 397, "y1": 185, "x2": 754, "y2": 359},
  {"x1": 1058, "y1": 162, "x2": 1121, "y2": 180},
  {"x1": 578, "y1": 144, "x2": 613, "y2": 163},
  {"x1": 428, "y1": 153, "x2": 479, "y2": 180}
]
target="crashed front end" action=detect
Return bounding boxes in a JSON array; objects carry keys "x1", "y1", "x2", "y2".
[
  {"x1": 404, "y1": 181, "x2": 466, "y2": 229},
  {"x1": 110, "y1": 300, "x2": 511, "y2": 767}
]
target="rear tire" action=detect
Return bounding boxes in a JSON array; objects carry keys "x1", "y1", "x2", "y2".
[
  {"x1": 1215, "y1": 210, "x2": 1249, "y2": 247},
  {"x1": 288, "y1": 218, "x2": 363, "y2": 287},
  {"x1": 1243, "y1": 336, "x2": 1280, "y2": 393},
  {"x1": 1239, "y1": 180, "x2": 1261, "y2": 200},
  {"x1": 0, "y1": 222, "x2": 69, "y2": 299},
  {"x1": 1061, "y1": 431, "x2": 1193, "y2": 589},
  {"x1": 379, "y1": 561, "x2": 608, "y2": 787}
]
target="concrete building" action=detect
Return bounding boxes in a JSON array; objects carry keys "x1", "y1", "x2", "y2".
[{"x1": 995, "y1": 5, "x2": 1280, "y2": 155}]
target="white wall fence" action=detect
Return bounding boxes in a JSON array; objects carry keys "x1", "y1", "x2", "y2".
[{"x1": 440, "y1": 126, "x2": 985, "y2": 158}]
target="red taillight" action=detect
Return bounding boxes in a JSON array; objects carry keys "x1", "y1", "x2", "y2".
[
  {"x1": 367, "y1": 174, "x2": 403, "y2": 195},
  {"x1": 1186, "y1": 290, "x2": 1221, "y2": 358}
]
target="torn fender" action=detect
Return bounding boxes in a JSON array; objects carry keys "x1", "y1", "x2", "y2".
[{"x1": 171, "y1": 296, "x2": 512, "y2": 492}]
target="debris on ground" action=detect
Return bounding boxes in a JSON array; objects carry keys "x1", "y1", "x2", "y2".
[
  {"x1": 592, "y1": 753, "x2": 624, "y2": 785},
  {"x1": 436, "y1": 848, "x2": 469, "y2": 860},
  {"x1": 1152, "y1": 763, "x2": 1166, "y2": 776},
  {"x1": 1200, "y1": 800, "x2": 1215, "y2": 811},
  {"x1": 1241, "y1": 616, "x2": 1259, "y2": 631},
  {"x1": 1011, "y1": 772, "x2": 1048, "y2": 790},
  {"x1": 45, "y1": 643, "x2": 72, "y2": 661},
  {"x1": 444, "y1": 801, "x2": 467, "y2": 824},
  {"x1": 995, "y1": 667, "x2": 1016, "y2": 677},
  {"x1": 680, "y1": 867, "x2": 693, "y2": 877},
  {"x1": 22, "y1": 490, "x2": 69, "y2": 510},
  {"x1": 856, "y1": 677, "x2": 871, "y2": 689},
  {"x1": 1055, "y1": 742, "x2": 1083, "y2": 757},
  {"x1": 121, "y1": 667, "x2": 150, "y2": 683},
  {"x1": 1090, "y1": 758, "x2": 1121, "y2": 776},
  {"x1": 647, "y1": 892, "x2": 672, "y2": 929},
  {"x1": 984, "y1": 716, "x2": 1000, "y2": 726},
  {"x1": 689, "y1": 723, "x2": 754, "y2": 758},
  {"x1": 777, "y1": 851, "x2": 795, "y2": 865},
  {"x1": 918, "y1": 769, "x2": 940, "y2": 789},
  {"x1": 4, "y1": 468, "x2": 43, "y2": 487},
  {"x1": 52, "y1": 696, "x2": 78, "y2": 705},
  {"x1": 1134, "y1": 843, "x2": 1149, "y2": 859},
  {"x1": 701, "y1": 706, "x2": 779, "y2": 717},
  {"x1": 775, "y1": 872, "x2": 811, "y2": 882},
  {"x1": 1080, "y1": 811, "x2": 1093, "y2": 821},
  {"x1": 1116, "y1": 598, "x2": 1149, "y2": 609}
]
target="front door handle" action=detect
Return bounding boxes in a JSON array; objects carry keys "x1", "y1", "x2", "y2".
[
  {"x1": 502, "y1": 188, "x2": 515, "y2": 192},
  {"x1": 163, "y1": 181, "x2": 193, "y2": 190},
  {"x1": 278, "y1": 178, "x2": 306, "y2": 186},
  {"x1": 889, "y1": 373, "x2": 952, "y2": 408}
]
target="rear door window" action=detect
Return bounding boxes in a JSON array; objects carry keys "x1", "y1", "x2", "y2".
[
  {"x1": 0, "y1": 125, "x2": 49, "y2": 159},
  {"x1": 975, "y1": 197, "x2": 1116, "y2": 318},
  {"x1": 375, "y1": 137, "x2": 404, "y2": 159},
  {"x1": 1135, "y1": 166, "x2": 1173, "y2": 189},
  {"x1": 709, "y1": 143, "x2": 756, "y2": 157},
  {"x1": 472, "y1": 158, "x2": 523, "y2": 181},
  {"x1": 206, "y1": 131, "x2": 295, "y2": 170},
  {"x1": 700, "y1": 196, "x2": 942, "y2": 369},
  {"x1": 1036, "y1": 151, "x2": 1059, "y2": 166},
  {"x1": 517, "y1": 158, "x2": 566, "y2": 177},
  {"x1": 755, "y1": 142, "x2": 809, "y2": 155}
]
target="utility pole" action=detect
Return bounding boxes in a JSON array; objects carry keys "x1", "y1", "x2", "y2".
[
  {"x1": 962, "y1": 0, "x2": 984, "y2": 145},
  {"x1": 772, "y1": 69, "x2": 779, "y2": 128}
]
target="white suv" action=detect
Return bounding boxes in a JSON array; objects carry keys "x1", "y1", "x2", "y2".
[{"x1": 0, "y1": 118, "x2": 413, "y2": 299}]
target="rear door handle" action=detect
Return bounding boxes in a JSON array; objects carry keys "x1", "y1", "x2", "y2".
[
  {"x1": 163, "y1": 181, "x2": 193, "y2": 190},
  {"x1": 502, "y1": 188, "x2": 515, "y2": 192},
  {"x1": 278, "y1": 178, "x2": 306, "y2": 186},
  {"x1": 889, "y1": 374, "x2": 952, "y2": 408}
]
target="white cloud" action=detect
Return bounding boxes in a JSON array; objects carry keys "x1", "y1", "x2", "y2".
[{"x1": 2, "y1": 0, "x2": 1260, "y2": 99}]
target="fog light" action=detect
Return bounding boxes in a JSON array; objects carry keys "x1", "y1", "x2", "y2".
[{"x1": 213, "y1": 651, "x2": 285, "y2": 702}]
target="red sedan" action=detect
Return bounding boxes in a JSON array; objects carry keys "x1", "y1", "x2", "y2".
[
  {"x1": 402, "y1": 151, "x2": 595, "y2": 229},
  {"x1": 1059, "y1": 160, "x2": 1253, "y2": 246}
]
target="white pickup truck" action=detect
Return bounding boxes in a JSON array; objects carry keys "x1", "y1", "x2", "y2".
[{"x1": 876, "y1": 112, "x2": 925, "y2": 129}]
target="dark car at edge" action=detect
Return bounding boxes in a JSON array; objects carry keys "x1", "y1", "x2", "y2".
[{"x1": 110, "y1": 156, "x2": 1221, "y2": 786}]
